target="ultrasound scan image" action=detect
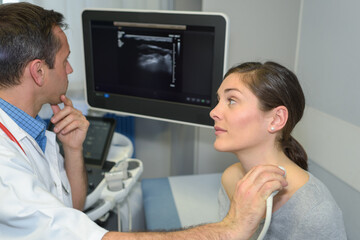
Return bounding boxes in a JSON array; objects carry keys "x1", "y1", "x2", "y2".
[
  {"x1": 137, "y1": 44, "x2": 172, "y2": 74},
  {"x1": 116, "y1": 32, "x2": 178, "y2": 91}
]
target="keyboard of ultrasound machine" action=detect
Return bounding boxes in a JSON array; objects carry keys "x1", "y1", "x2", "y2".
[{"x1": 86, "y1": 160, "x2": 140, "y2": 194}]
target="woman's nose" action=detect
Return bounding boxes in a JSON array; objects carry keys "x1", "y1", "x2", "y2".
[{"x1": 210, "y1": 104, "x2": 220, "y2": 120}]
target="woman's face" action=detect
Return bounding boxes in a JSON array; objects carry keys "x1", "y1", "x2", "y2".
[{"x1": 210, "y1": 73, "x2": 273, "y2": 154}]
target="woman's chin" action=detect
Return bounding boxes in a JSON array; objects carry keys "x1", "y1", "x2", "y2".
[{"x1": 213, "y1": 142, "x2": 229, "y2": 152}]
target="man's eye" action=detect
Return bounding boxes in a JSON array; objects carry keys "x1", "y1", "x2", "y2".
[{"x1": 228, "y1": 99, "x2": 236, "y2": 105}]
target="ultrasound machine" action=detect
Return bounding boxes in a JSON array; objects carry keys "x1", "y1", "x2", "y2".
[{"x1": 81, "y1": 8, "x2": 228, "y2": 232}]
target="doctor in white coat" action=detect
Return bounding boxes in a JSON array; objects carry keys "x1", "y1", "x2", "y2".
[{"x1": 0, "y1": 2, "x2": 287, "y2": 240}]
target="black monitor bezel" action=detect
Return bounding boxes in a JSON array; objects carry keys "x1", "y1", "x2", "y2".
[{"x1": 82, "y1": 9, "x2": 227, "y2": 128}]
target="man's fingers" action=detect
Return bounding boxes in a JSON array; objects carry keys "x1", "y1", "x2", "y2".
[
  {"x1": 51, "y1": 104, "x2": 61, "y2": 115},
  {"x1": 238, "y1": 165, "x2": 286, "y2": 195},
  {"x1": 49, "y1": 95, "x2": 87, "y2": 134},
  {"x1": 52, "y1": 109, "x2": 86, "y2": 133},
  {"x1": 52, "y1": 114, "x2": 75, "y2": 134},
  {"x1": 57, "y1": 120, "x2": 80, "y2": 135},
  {"x1": 259, "y1": 180, "x2": 286, "y2": 201},
  {"x1": 253, "y1": 171, "x2": 287, "y2": 191},
  {"x1": 60, "y1": 95, "x2": 73, "y2": 107},
  {"x1": 51, "y1": 95, "x2": 71, "y2": 124},
  {"x1": 241, "y1": 165, "x2": 285, "y2": 183}
]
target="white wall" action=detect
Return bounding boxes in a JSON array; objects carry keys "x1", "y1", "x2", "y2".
[
  {"x1": 204, "y1": 0, "x2": 300, "y2": 70},
  {"x1": 294, "y1": 2, "x2": 360, "y2": 237},
  {"x1": 294, "y1": 0, "x2": 360, "y2": 192}
]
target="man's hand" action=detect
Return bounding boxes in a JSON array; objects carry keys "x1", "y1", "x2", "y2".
[
  {"x1": 50, "y1": 95, "x2": 89, "y2": 150},
  {"x1": 50, "y1": 94, "x2": 89, "y2": 210},
  {"x1": 223, "y1": 165, "x2": 288, "y2": 240}
]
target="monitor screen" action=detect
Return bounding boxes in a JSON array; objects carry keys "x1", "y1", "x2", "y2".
[{"x1": 82, "y1": 9, "x2": 228, "y2": 127}]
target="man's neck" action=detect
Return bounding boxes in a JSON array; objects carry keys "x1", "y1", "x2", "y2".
[{"x1": 0, "y1": 87, "x2": 41, "y2": 118}]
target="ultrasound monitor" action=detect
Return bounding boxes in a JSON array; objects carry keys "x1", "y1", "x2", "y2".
[{"x1": 82, "y1": 9, "x2": 228, "y2": 127}]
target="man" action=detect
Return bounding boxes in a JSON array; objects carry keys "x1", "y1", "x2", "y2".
[{"x1": 0, "y1": 2, "x2": 287, "y2": 240}]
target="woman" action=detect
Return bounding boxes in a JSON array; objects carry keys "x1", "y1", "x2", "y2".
[{"x1": 211, "y1": 62, "x2": 346, "y2": 239}]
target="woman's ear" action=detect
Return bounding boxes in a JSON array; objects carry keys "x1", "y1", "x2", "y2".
[
  {"x1": 268, "y1": 106, "x2": 288, "y2": 133},
  {"x1": 29, "y1": 59, "x2": 45, "y2": 87}
]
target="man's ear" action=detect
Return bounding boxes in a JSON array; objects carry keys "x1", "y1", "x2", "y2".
[
  {"x1": 29, "y1": 59, "x2": 45, "y2": 87},
  {"x1": 268, "y1": 106, "x2": 288, "y2": 133}
]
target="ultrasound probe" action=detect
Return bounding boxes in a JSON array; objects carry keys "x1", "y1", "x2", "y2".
[{"x1": 257, "y1": 166, "x2": 286, "y2": 240}]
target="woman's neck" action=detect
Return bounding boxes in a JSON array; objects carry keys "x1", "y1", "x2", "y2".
[
  {"x1": 235, "y1": 147, "x2": 310, "y2": 212},
  {"x1": 235, "y1": 146, "x2": 289, "y2": 174}
]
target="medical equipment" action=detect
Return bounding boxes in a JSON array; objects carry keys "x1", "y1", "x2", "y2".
[
  {"x1": 82, "y1": 9, "x2": 229, "y2": 128},
  {"x1": 84, "y1": 132, "x2": 143, "y2": 232},
  {"x1": 257, "y1": 166, "x2": 286, "y2": 240}
]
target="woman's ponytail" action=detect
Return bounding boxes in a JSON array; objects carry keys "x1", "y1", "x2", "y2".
[{"x1": 282, "y1": 136, "x2": 308, "y2": 170}]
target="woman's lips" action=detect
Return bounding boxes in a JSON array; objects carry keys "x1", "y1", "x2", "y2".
[{"x1": 214, "y1": 126, "x2": 227, "y2": 135}]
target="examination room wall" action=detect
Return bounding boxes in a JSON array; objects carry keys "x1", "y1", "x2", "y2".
[
  {"x1": 203, "y1": 0, "x2": 360, "y2": 238},
  {"x1": 293, "y1": 1, "x2": 360, "y2": 238}
]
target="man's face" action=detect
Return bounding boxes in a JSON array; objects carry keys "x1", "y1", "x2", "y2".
[{"x1": 44, "y1": 26, "x2": 73, "y2": 104}]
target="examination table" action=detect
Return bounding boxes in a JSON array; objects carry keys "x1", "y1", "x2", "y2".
[{"x1": 141, "y1": 173, "x2": 222, "y2": 231}]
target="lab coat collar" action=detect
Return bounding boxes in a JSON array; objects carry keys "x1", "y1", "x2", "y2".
[{"x1": 0, "y1": 108, "x2": 45, "y2": 158}]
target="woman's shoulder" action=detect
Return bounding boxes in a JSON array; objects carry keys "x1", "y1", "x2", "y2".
[
  {"x1": 302, "y1": 173, "x2": 340, "y2": 205},
  {"x1": 283, "y1": 172, "x2": 342, "y2": 216},
  {"x1": 288, "y1": 173, "x2": 346, "y2": 237},
  {"x1": 221, "y1": 162, "x2": 245, "y2": 199}
]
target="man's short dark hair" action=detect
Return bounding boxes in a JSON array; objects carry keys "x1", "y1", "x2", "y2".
[{"x1": 0, "y1": 2, "x2": 67, "y2": 88}]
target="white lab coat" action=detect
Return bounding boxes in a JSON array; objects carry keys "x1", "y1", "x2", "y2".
[{"x1": 0, "y1": 108, "x2": 107, "y2": 239}]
